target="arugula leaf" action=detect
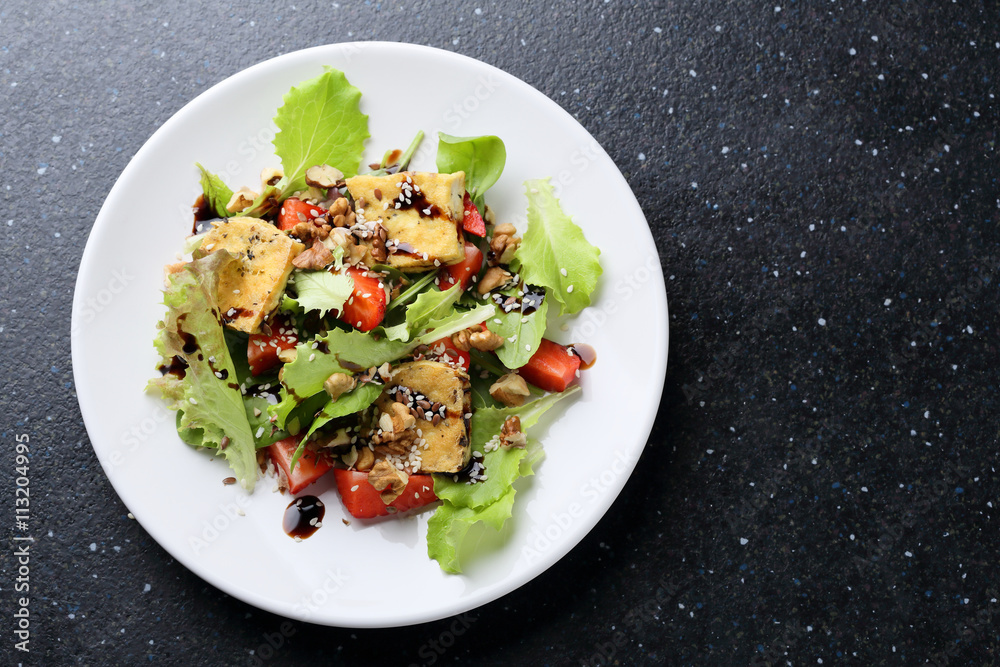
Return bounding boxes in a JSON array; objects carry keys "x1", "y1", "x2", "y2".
[
  {"x1": 274, "y1": 68, "x2": 370, "y2": 193},
  {"x1": 513, "y1": 179, "x2": 602, "y2": 315},
  {"x1": 383, "y1": 284, "x2": 462, "y2": 342},
  {"x1": 486, "y1": 290, "x2": 549, "y2": 369},
  {"x1": 290, "y1": 383, "x2": 382, "y2": 471},
  {"x1": 146, "y1": 252, "x2": 259, "y2": 491},
  {"x1": 436, "y1": 133, "x2": 506, "y2": 207},
  {"x1": 426, "y1": 488, "x2": 515, "y2": 574},
  {"x1": 292, "y1": 269, "x2": 354, "y2": 318},
  {"x1": 433, "y1": 387, "x2": 578, "y2": 510},
  {"x1": 196, "y1": 163, "x2": 234, "y2": 218}
]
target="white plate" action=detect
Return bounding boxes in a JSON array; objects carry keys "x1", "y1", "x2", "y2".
[{"x1": 71, "y1": 42, "x2": 668, "y2": 628}]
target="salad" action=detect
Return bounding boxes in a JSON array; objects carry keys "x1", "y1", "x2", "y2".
[{"x1": 147, "y1": 67, "x2": 601, "y2": 573}]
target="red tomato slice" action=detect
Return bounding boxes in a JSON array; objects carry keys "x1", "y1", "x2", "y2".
[
  {"x1": 277, "y1": 197, "x2": 324, "y2": 231},
  {"x1": 438, "y1": 241, "x2": 483, "y2": 291},
  {"x1": 247, "y1": 317, "x2": 298, "y2": 376},
  {"x1": 333, "y1": 469, "x2": 438, "y2": 518},
  {"x1": 462, "y1": 193, "x2": 486, "y2": 237},
  {"x1": 518, "y1": 338, "x2": 582, "y2": 393},
  {"x1": 268, "y1": 436, "x2": 334, "y2": 495},
  {"x1": 334, "y1": 266, "x2": 387, "y2": 332}
]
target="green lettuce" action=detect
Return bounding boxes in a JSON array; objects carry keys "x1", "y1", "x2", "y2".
[
  {"x1": 292, "y1": 269, "x2": 354, "y2": 318},
  {"x1": 436, "y1": 133, "x2": 506, "y2": 207},
  {"x1": 196, "y1": 163, "x2": 234, "y2": 218},
  {"x1": 289, "y1": 383, "x2": 382, "y2": 471},
  {"x1": 147, "y1": 252, "x2": 259, "y2": 491},
  {"x1": 383, "y1": 284, "x2": 462, "y2": 342},
  {"x1": 427, "y1": 387, "x2": 580, "y2": 572},
  {"x1": 274, "y1": 68, "x2": 370, "y2": 193},
  {"x1": 514, "y1": 179, "x2": 602, "y2": 315},
  {"x1": 486, "y1": 290, "x2": 549, "y2": 369}
]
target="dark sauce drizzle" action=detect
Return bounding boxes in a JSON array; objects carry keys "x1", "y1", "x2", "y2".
[
  {"x1": 569, "y1": 342, "x2": 598, "y2": 370},
  {"x1": 283, "y1": 496, "x2": 325, "y2": 539}
]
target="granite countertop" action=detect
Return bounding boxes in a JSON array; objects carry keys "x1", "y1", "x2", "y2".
[{"x1": 1, "y1": 1, "x2": 997, "y2": 664}]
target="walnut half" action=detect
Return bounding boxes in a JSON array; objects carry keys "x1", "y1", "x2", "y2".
[
  {"x1": 368, "y1": 459, "x2": 409, "y2": 504},
  {"x1": 489, "y1": 373, "x2": 530, "y2": 407}
]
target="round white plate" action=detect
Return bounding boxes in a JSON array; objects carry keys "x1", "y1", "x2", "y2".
[{"x1": 72, "y1": 42, "x2": 668, "y2": 628}]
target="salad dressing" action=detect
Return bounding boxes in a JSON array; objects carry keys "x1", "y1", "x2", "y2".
[
  {"x1": 283, "y1": 495, "x2": 325, "y2": 539},
  {"x1": 569, "y1": 343, "x2": 597, "y2": 370}
]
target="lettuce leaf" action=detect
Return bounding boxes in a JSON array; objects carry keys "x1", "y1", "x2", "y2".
[
  {"x1": 292, "y1": 269, "x2": 354, "y2": 318},
  {"x1": 274, "y1": 68, "x2": 370, "y2": 193},
  {"x1": 427, "y1": 387, "x2": 579, "y2": 572},
  {"x1": 435, "y1": 133, "x2": 506, "y2": 208},
  {"x1": 146, "y1": 252, "x2": 259, "y2": 491},
  {"x1": 486, "y1": 290, "x2": 549, "y2": 369},
  {"x1": 426, "y1": 488, "x2": 515, "y2": 574},
  {"x1": 383, "y1": 284, "x2": 463, "y2": 342},
  {"x1": 290, "y1": 383, "x2": 382, "y2": 471},
  {"x1": 196, "y1": 163, "x2": 234, "y2": 218},
  {"x1": 514, "y1": 179, "x2": 602, "y2": 315}
]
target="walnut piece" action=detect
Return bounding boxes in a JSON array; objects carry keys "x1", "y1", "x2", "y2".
[
  {"x1": 489, "y1": 373, "x2": 530, "y2": 407},
  {"x1": 488, "y1": 225, "x2": 521, "y2": 266},
  {"x1": 469, "y1": 329, "x2": 505, "y2": 352},
  {"x1": 323, "y1": 373, "x2": 357, "y2": 401},
  {"x1": 292, "y1": 240, "x2": 334, "y2": 269},
  {"x1": 368, "y1": 459, "x2": 409, "y2": 504},
  {"x1": 500, "y1": 415, "x2": 527, "y2": 448},
  {"x1": 226, "y1": 187, "x2": 258, "y2": 213},
  {"x1": 290, "y1": 218, "x2": 332, "y2": 244},
  {"x1": 355, "y1": 446, "x2": 375, "y2": 471},
  {"x1": 451, "y1": 329, "x2": 471, "y2": 352},
  {"x1": 305, "y1": 164, "x2": 345, "y2": 189},
  {"x1": 277, "y1": 347, "x2": 297, "y2": 364},
  {"x1": 477, "y1": 266, "x2": 512, "y2": 294},
  {"x1": 260, "y1": 167, "x2": 284, "y2": 188}
]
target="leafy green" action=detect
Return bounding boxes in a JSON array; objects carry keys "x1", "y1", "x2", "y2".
[
  {"x1": 196, "y1": 163, "x2": 234, "y2": 218},
  {"x1": 290, "y1": 383, "x2": 382, "y2": 471},
  {"x1": 273, "y1": 68, "x2": 370, "y2": 193},
  {"x1": 383, "y1": 284, "x2": 462, "y2": 342},
  {"x1": 436, "y1": 133, "x2": 506, "y2": 207},
  {"x1": 385, "y1": 270, "x2": 438, "y2": 313},
  {"x1": 513, "y1": 179, "x2": 602, "y2": 315},
  {"x1": 146, "y1": 252, "x2": 259, "y2": 491},
  {"x1": 426, "y1": 488, "x2": 515, "y2": 574},
  {"x1": 427, "y1": 387, "x2": 579, "y2": 572},
  {"x1": 231, "y1": 184, "x2": 280, "y2": 219},
  {"x1": 486, "y1": 290, "x2": 549, "y2": 369},
  {"x1": 292, "y1": 269, "x2": 354, "y2": 318}
]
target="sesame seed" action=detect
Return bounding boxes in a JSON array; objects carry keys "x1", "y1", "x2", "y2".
[
  {"x1": 188, "y1": 397, "x2": 198, "y2": 405},
  {"x1": 308, "y1": 353, "x2": 316, "y2": 362},
  {"x1": 525, "y1": 344, "x2": 531, "y2": 351},
  {"x1": 351, "y1": 485, "x2": 359, "y2": 492},
  {"x1": 567, "y1": 284, "x2": 574, "y2": 293},
  {"x1": 560, "y1": 268, "x2": 568, "y2": 277}
]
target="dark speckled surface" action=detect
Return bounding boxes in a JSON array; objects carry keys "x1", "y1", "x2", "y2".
[{"x1": 1, "y1": 1, "x2": 998, "y2": 665}]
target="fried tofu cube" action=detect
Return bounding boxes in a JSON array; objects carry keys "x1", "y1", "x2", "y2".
[
  {"x1": 345, "y1": 171, "x2": 466, "y2": 272},
  {"x1": 388, "y1": 360, "x2": 471, "y2": 473},
  {"x1": 199, "y1": 217, "x2": 304, "y2": 333}
]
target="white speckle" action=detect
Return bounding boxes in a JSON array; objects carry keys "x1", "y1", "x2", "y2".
[
  {"x1": 452, "y1": 37, "x2": 460, "y2": 46},
  {"x1": 818, "y1": 318, "x2": 827, "y2": 326},
  {"x1": 800, "y1": 251, "x2": 806, "y2": 258},
  {"x1": 688, "y1": 69, "x2": 697, "y2": 77},
  {"x1": 715, "y1": 25, "x2": 722, "y2": 32},
  {"x1": 861, "y1": 486, "x2": 868, "y2": 492},
  {"x1": 691, "y1": 182, "x2": 698, "y2": 189},
  {"x1": 905, "y1": 551, "x2": 913, "y2": 557},
  {"x1": 774, "y1": 5, "x2": 781, "y2": 12},
  {"x1": 855, "y1": 139, "x2": 863, "y2": 146},
  {"x1": 910, "y1": 429, "x2": 917, "y2": 436},
  {"x1": 721, "y1": 146, "x2": 730, "y2": 154},
  {"x1": 922, "y1": 73, "x2": 929, "y2": 80},
  {"x1": 924, "y1": 411, "x2": 930, "y2": 419},
  {"x1": 773, "y1": 271, "x2": 778, "y2": 277},
  {"x1": 474, "y1": 7, "x2": 482, "y2": 14},
  {"x1": 850, "y1": 534, "x2": 855, "y2": 540},
  {"x1": 871, "y1": 35, "x2": 878, "y2": 42},
  {"x1": 966, "y1": 325, "x2": 973, "y2": 334},
  {"x1": 143, "y1": 583, "x2": 151, "y2": 593},
  {"x1": 884, "y1": 298, "x2": 892, "y2": 306},
  {"x1": 848, "y1": 47, "x2": 857, "y2": 56},
  {"x1": 739, "y1": 537, "x2": 748, "y2": 545},
  {"x1": 872, "y1": 148, "x2": 878, "y2": 156},
  {"x1": 52, "y1": 135, "x2": 62, "y2": 143},
  {"x1": 37, "y1": 166, "x2": 47, "y2": 175},
  {"x1": 878, "y1": 74, "x2": 885, "y2": 81},
  {"x1": 89, "y1": 543, "x2": 97, "y2": 551},
  {"x1": 638, "y1": 152, "x2": 646, "y2": 161}
]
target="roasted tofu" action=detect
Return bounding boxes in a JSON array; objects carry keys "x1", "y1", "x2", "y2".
[
  {"x1": 345, "y1": 171, "x2": 466, "y2": 272},
  {"x1": 382, "y1": 360, "x2": 471, "y2": 473},
  {"x1": 199, "y1": 217, "x2": 304, "y2": 333}
]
